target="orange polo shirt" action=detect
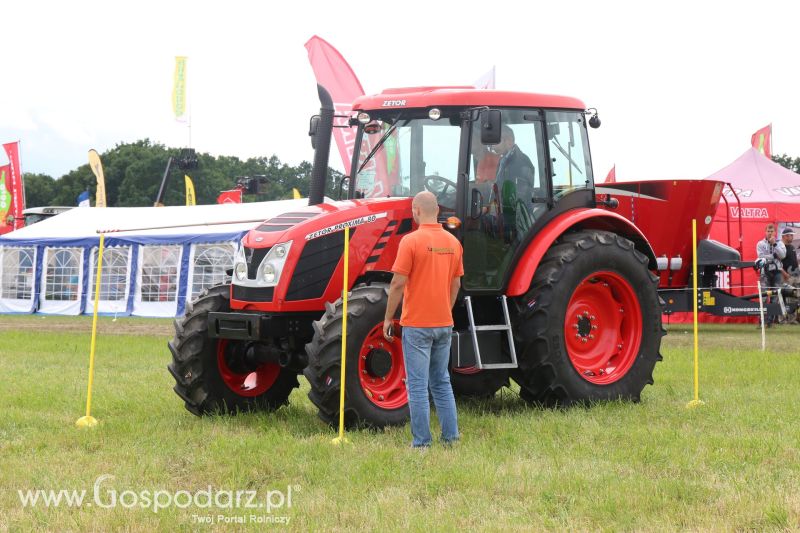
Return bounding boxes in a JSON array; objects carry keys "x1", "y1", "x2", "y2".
[{"x1": 391, "y1": 224, "x2": 464, "y2": 327}]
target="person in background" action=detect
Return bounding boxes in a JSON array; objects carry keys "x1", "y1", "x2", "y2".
[
  {"x1": 383, "y1": 191, "x2": 463, "y2": 448},
  {"x1": 492, "y1": 125, "x2": 535, "y2": 242},
  {"x1": 757, "y1": 224, "x2": 786, "y2": 289},
  {"x1": 756, "y1": 223, "x2": 786, "y2": 327},
  {"x1": 779, "y1": 227, "x2": 799, "y2": 325},
  {"x1": 780, "y1": 227, "x2": 798, "y2": 280}
]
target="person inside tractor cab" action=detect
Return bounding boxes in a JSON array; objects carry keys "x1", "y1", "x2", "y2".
[{"x1": 490, "y1": 125, "x2": 535, "y2": 243}]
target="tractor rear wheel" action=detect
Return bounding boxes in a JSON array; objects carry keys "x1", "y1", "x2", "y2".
[
  {"x1": 304, "y1": 283, "x2": 409, "y2": 429},
  {"x1": 513, "y1": 230, "x2": 663, "y2": 406},
  {"x1": 168, "y1": 284, "x2": 299, "y2": 415}
]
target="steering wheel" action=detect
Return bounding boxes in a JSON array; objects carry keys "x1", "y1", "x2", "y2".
[{"x1": 423, "y1": 175, "x2": 457, "y2": 205}]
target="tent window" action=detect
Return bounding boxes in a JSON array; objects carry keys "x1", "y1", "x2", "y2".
[
  {"x1": 191, "y1": 244, "x2": 234, "y2": 300},
  {"x1": 90, "y1": 246, "x2": 130, "y2": 302},
  {"x1": 1, "y1": 247, "x2": 35, "y2": 300},
  {"x1": 140, "y1": 246, "x2": 181, "y2": 303},
  {"x1": 45, "y1": 248, "x2": 82, "y2": 301}
]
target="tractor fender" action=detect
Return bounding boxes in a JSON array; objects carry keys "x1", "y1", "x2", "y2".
[{"x1": 506, "y1": 208, "x2": 657, "y2": 297}]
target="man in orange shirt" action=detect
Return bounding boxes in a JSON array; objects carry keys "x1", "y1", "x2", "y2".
[{"x1": 383, "y1": 191, "x2": 464, "y2": 447}]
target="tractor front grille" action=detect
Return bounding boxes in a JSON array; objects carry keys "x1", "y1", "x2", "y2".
[
  {"x1": 286, "y1": 230, "x2": 355, "y2": 301},
  {"x1": 244, "y1": 246, "x2": 271, "y2": 279},
  {"x1": 232, "y1": 285, "x2": 274, "y2": 302}
]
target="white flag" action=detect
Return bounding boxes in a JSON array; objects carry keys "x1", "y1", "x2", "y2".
[{"x1": 473, "y1": 66, "x2": 496, "y2": 89}]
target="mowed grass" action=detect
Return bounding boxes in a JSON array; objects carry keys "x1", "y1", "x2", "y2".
[{"x1": 1, "y1": 315, "x2": 799, "y2": 532}]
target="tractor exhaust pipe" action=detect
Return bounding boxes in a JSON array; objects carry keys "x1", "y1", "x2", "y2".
[{"x1": 308, "y1": 84, "x2": 334, "y2": 206}]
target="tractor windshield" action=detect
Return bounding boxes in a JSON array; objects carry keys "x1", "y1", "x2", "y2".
[{"x1": 352, "y1": 112, "x2": 461, "y2": 212}]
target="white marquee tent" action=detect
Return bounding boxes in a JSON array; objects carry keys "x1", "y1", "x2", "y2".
[{"x1": 0, "y1": 199, "x2": 305, "y2": 317}]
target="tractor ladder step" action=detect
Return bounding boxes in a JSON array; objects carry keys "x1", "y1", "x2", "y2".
[{"x1": 464, "y1": 295, "x2": 518, "y2": 370}]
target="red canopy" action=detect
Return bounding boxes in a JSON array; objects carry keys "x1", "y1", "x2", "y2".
[{"x1": 707, "y1": 148, "x2": 800, "y2": 221}]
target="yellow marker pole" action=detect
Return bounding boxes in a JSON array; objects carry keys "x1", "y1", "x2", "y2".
[
  {"x1": 687, "y1": 219, "x2": 704, "y2": 409},
  {"x1": 76, "y1": 233, "x2": 105, "y2": 428},
  {"x1": 332, "y1": 227, "x2": 350, "y2": 445}
]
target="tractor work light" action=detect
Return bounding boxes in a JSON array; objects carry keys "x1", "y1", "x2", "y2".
[
  {"x1": 428, "y1": 108, "x2": 441, "y2": 120},
  {"x1": 357, "y1": 112, "x2": 371, "y2": 124},
  {"x1": 445, "y1": 216, "x2": 461, "y2": 229}
]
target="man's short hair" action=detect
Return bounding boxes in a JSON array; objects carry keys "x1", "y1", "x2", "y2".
[
  {"x1": 501, "y1": 125, "x2": 515, "y2": 142},
  {"x1": 766, "y1": 223, "x2": 775, "y2": 230}
]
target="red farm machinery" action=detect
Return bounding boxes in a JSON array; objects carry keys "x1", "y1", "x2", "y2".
[{"x1": 168, "y1": 85, "x2": 667, "y2": 427}]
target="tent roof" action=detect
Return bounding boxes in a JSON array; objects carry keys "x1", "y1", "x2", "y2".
[
  {"x1": 0, "y1": 199, "x2": 309, "y2": 246},
  {"x1": 705, "y1": 148, "x2": 800, "y2": 203}
]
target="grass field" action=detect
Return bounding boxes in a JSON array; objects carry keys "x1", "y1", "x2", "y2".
[{"x1": 1, "y1": 315, "x2": 799, "y2": 531}]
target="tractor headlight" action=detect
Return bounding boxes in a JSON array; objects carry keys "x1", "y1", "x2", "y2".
[
  {"x1": 257, "y1": 240, "x2": 293, "y2": 287},
  {"x1": 263, "y1": 264, "x2": 276, "y2": 283},
  {"x1": 234, "y1": 262, "x2": 247, "y2": 281},
  {"x1": 232, "y1": 244, "x2": 248, "y2": 283}
]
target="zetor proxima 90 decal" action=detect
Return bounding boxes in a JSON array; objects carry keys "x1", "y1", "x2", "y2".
[{"x1": 305, "y1": 213, "x2": 387, "y2": 241}]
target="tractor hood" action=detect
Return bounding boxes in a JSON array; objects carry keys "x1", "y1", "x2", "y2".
[
  {"x1": 231, "y1": 196, "x2": 415, "y2": 313},
  {"x1": 241, "y1": 196, "x2": 411, "y2": 249}
]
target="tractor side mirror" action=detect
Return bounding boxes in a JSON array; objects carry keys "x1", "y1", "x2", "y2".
[
  {"x1": 480, "y1": 109, "x2": 502, "y2": 145},
  {"x1": 309, "y1": 115, "x2": 321, "y2": 149},
  {"x1": 470, "y1": 188, "x2": 483, "y2": 219},
  {"x1": 547, "y1": 122, "x2": 561, "y2": 140}
]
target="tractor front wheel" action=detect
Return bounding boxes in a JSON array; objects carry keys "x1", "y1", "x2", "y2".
[
  {"x1": 304, "y1": 283, "x2": 409, "y2": 429},
  {"x1": 168, "y1": 285, "x2": 299, "y2": 415}
]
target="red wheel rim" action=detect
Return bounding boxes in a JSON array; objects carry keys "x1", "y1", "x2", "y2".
[
  {"x1": 357, "y1": 321, "x2": 407, "y2": 409},
  {"x1": 216, "y1": 339, "x2": 280, "y2": 397},
  {"x1": 563, "y1": 271, "x2": 642, "y2": 385}
]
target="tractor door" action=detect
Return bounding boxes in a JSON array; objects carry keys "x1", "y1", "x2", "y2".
[{"x1": 462, "y1": 109, "x2": 548, "y2": 291}]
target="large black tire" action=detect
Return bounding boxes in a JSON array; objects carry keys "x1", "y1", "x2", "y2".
[
  {"x1": 450, "y1": 369, "x2": 509, "y2": 399},
  {"x1": 513, "y1": 230, "x2": 663, "y2": 406},
  {"x1": 304, "y1": 283, "x2": 409, "y2": 429},
  {"x1": 167, "y1": 285, "x2": 299, "y2": 415}
]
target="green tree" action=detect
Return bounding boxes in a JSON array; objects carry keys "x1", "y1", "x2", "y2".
[
  {"x1": 23, "y1": 139, "x2": 338, "y2": 207},
  {"x1": 772, "y1": 154, "x2": 800, "y2": 174},
  {"x1": 21, "y1": 173, "x2": 56, "y2": 207}
]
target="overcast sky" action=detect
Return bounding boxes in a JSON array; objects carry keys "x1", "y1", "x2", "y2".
[{"x1": 1, "y1": 0, "x2": 797, "y2": 184}]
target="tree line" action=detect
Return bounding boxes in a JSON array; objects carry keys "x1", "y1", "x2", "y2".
[
  {"x1": 22, "y1": 139, "x2": 344, "y2": 208},
  {"x1": 772, "y1": 154, "x2": 800, "y2": 174},
  {"x1": 21, "y1": 140, "x2": 800, "y2": 209}
]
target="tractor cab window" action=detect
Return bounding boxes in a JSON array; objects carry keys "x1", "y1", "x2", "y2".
[
  {"x1": 463, "y1": 109, "x2": 547, "y2": 290},
  {"x1": 546, "y1": 111, "x2": 594, "y2": 199},
  {"x1": 352, "y1": 113, "x2": 460, "y2": 213}
]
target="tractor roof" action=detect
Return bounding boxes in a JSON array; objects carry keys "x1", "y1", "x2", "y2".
[{"x1": 352, "y1": 86, "x2": 586, "y2": 111}]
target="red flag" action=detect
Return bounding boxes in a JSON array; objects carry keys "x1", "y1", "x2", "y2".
[
  {"x1": 0, "y1": 164, "x2": 13, "y2": 234},
  {"x1": 604, "y1": 165, "x2": 616, "y2": 183},
  {"x1": 217, "y1": 189, "x2": 242, "y2": 204},
  {"x1": 2, "y1": 142, "x2": 25, "y2": 230},
  {"x1": 750, "y1": 124, "x2": 772, "y2": 158},
  {"x1": 305, "y1": 35, "x2": 365, "y2": 175}
]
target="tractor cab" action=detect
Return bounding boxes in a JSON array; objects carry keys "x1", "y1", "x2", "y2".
[{"x1": 345, "y1": 87, "x2": 599, "y2": 290}]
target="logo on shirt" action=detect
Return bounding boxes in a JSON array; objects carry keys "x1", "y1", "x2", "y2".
[{"x1": 427, "y1": 246, "x2": 455, "y2": 254}]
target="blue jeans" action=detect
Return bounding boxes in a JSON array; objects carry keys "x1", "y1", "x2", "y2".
[{"x1": 401, "y1": 326, "x2": 459, "y2": 447}]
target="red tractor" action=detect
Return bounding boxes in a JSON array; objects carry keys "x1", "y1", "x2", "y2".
[{"x1": 168, "y1": 85, "x2": 663, "y2": 427}]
